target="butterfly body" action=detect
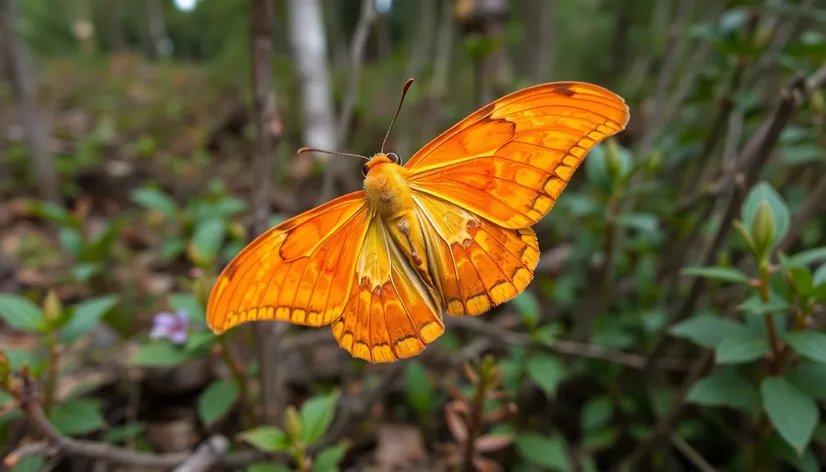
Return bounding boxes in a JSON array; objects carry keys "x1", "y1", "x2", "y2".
[{"x1": 207, "y1": 81, "x2": 630, "y2": 363}]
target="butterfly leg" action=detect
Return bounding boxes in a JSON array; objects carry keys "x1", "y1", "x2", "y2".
[{"x1": 385, "y1": 210, "x2": 439, "y2": 292}]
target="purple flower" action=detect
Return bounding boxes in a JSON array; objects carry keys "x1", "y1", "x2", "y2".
[{"x1": 150, "y1": 309, "x2": 190, "y2": 344}]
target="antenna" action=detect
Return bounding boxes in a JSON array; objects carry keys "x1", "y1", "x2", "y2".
[
  {"x1": 295, "y1": 147, "x2": 370, "y2": 160},
  {"x1": 381, "y1": 78, "x2": 415, "y2": 154}
]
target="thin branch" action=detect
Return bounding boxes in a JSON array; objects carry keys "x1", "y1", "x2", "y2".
[
  {"x1": 617, "y1": 351, "x2": 714, "y2": 470},
  {"x1": 668, "y1": 430, "x2": 720, "y2": 472},
  {"x1": 172, "y1": 436, "x2": 230, "y2": 472},
  {"x1": 636, "y1": 0, "x2": 696, "y2": 160},
  {"x1": 777, "y1": 177, "x2": 826, "y2": 253},
  {"x1": 447, "y1": 316, "x2": 686, "y2": 372}
]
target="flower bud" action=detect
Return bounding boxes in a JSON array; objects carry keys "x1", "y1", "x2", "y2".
[
  {"x1": 285, "y1": 405, "x2": 303, "y2": 442},
  {"x1": 751, "y1": 200, "x2": 776, "y2": 261},
  {"x1": 43, "y1": 290, "x2": 63, "y2": 323}
]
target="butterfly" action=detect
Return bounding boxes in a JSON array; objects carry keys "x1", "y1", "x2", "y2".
[{"x1": 206, "y1": 79, "x2": 629, "y2": 363}]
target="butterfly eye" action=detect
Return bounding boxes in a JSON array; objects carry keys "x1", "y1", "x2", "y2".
[
  {"x1": 362, "y1": 164, "x2": 369, "y2": 177},
  {"x1": 387, "y1": 152, "x2": 400, "y2": 164}
]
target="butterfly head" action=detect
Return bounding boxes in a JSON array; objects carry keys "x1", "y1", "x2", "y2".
[{"x1": 362, "y1": 152, "x2": 401, "y2": 176}]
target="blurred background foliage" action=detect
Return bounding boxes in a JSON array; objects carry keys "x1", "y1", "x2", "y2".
[{"x1": 1, "y1": 0, "x2": 826, "y2": 471}]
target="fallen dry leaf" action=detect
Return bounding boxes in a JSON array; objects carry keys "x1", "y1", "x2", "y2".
[{"x1": 373, "y1": 423, "x2": 428, "y2": 472}]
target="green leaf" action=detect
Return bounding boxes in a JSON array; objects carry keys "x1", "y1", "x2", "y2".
[
  {"x1": 312, "y1": 443, "x2": 349, "y2": 472},
  {"x1": 788, "y1": 267, "x2": 814, "y2": 295},
  {"x1": 58, "y1": 228, "x2": 84, "y2": 257},
  {"x1": 188, "y1": 218, "x2": 227, "y2": 266},
  {"x1": 3, "y1": 348, "x2": 38, "y2": 370},
  {"x1": 787, "y1": 247, "x2": 826, "y2": 267},
  {"x1": 715, "y1": 332, "x2": 769, "y2": 364},
  {"x1": 585, "y1": 144, "x2": 610, "y2": 192},
  {"x1": 71, "y1": 262, "x2": 103, "y2": 282},
  {"x1": 10, "y1": 455, "x2": 46, "y2": 472},
  {"x1": 198, "y1": 378, "x2": 239, "y2": 426},
  {"x1": 814, "y1": 264, "x2": 826, "y2": 286},
  {"x1": 526, "y1": 353, "x2": 567, "y2": 397},
  {"x1": 787, "y1": 362, "x2": 826, "y2": 400},
  {"x1": 686, "y1": 370, "x2": 761, "y2": 414},
  {"x1": 512, "y1": 291, "x2": 539, "y2": 327},
  {"x1": 185, "y1": 331, "x2": 217, "y2": 353},
  {"x1": 680, "y1": 266, "x2": 750, "y2": 284},
  {"x1": 60, "y1": 296, "x2": 119, "y2": 344},
  {"x1": 104, "y1": 422, "x2": 147, "y2": 444},
  {"x1": 783, "y1": 331, "x2": 826, "y2": 364},
  {"x1": 247, "y1": 464, "x2": 291, "y2": 472},
  {"x1": 404, "y1": 361, "x2": 435, "y2": 416},
  {"x1": 738, "y1": 293, "x2": 792, "y2": 315},
  {"x1": 300, "y1": 391, "x2": 339, "y2": 445},
  {"x1": 741, "y1": 181, "x2": 790, "y2": 249},
  {"x1": 670, "y1": 315, "x2": 750, "y2": 348},
  {"x1": 49, "y1": 398, "x2": 106, "y2": 436},
  {"x1": 170, "y1": 293, "x2": 205, "y2": 322},
  {"x1": 239, "y1": 427, "x2": 290, "y2": 452},
  {"x1": 515, "y1": 432, "x2": 573, "y2": 471},
  {"x1": 761, "y1": 376, "x2": 819, "y2": 454},
  {"x1": 25, "y1": 201, "x2": 77, "y2": 228},
  {"x1": 129, "y1": 341, "x2": 200, "y2": 367},
  {"x1": 131, "y1": 187, "x2": 178, "y2": 218},
  {"x1": 615, "y1": 213, "x2": 660, "y2": 234},
  {"x1": 0, "y1": 295, "x2": 47, "y2": 332},
  {"x1": 581, "y1": 397, "x2": 612, "y2": 431}
]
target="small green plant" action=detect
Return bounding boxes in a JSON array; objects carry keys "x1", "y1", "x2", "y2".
[
  {"x1": 239, "y1": 391, "x2": 346, "y2": 472},
  {"x1": 674, "y1": 181, "x2": 826, "y2": 471},
  {"x1": 0, "y1": 290, "x2": 119, "y2": 436}
]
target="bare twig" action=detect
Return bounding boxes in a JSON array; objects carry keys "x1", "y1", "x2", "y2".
[
  {"x1": 668, "y1": 430, "x2": 719, "y2": 472},
  {"x1": 172, "y1": 436, "x2": 230, "y2": 472},
  {"x1": 777, "y1": 177, "x2": 826, "y2": 253},
  {"x1": 618, "y1": 351, "x2": 714, "y2": 470},
  {"x1": 636, "y1": 0, "x2": 696, "y2": 160},
  {"x1": 447, "y1": 316, "x2": 686, "y2": 371}
]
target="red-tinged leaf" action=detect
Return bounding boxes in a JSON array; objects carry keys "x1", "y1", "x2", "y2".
[
  {"x1": 475, "y1": 433, "x2": 515, "y2": 453},
  {"x1": 445, "y1": 404, "x2": 468, "y2": 443}
]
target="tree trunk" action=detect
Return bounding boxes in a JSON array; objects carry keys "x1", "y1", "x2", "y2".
[
  {"x1": 249, "y1": 0, "x2": 284, "y2": 427},
  {"x1": 0, "y1": 0, "x2": 59, "y2": 203},
  {"x1": 145, "y1": 0, "x2": 170, "y2": 59},
  {"x1": 286, "y1": 0, "x2": 337, "y2": 178},
  {"x1": 522, "y1": 0, "x2": 555, "y2": 82}
]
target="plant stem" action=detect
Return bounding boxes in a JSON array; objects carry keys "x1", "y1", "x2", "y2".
[
  {"x1": 757, "y1": 261, "x2": 780, "y2": 373},
  {"x1": 463, "y1": 365, "x2": 487, "y2": 472},
  {"x1": 217, "y1": 336, "x2": 255, "y2": 428},
  {"x1": 42, "y1": 331, "x2": 58, "y2": 416}
]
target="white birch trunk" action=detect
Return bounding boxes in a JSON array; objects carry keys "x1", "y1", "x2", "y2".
[{"x1": 286, "y1": 0, "x2": 337, "y2": 177}]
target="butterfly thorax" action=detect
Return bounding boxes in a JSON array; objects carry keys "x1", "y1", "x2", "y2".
[{"x1": 363, "y1": 154, "x2": 415, "y2": 219}]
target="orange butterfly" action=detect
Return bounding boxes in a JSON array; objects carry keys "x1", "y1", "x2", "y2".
[{"x1": 206, "y1": 80, "x2": 629, "y2": 363}]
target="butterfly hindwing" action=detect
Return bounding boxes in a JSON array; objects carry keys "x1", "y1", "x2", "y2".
[
  {"x1": 406, "y1": 82, "x2": 630, "y2": 229},
  {"x1": 413, "y1": 192, "x2": 539, "y2": 317},
  {"x1": 333, "y1": 216, "x2": 445, "y2": 362},
  {"x1": 207, "y1": 191, "x2": 371, "y2": 333}
]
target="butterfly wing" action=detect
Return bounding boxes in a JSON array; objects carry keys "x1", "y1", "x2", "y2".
[
  {"x1": 332, "y1": 215, "x2": 445, "y2": 362},
  {"x1": 404, "y1": 82, "x2": 630, "y2": 229},
  {"x1": 207, "y1": 191, "x2": 371, "y2": 334},
  {"x1": 413, "y1": 192, "x2": 539, "y2": 316}
]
